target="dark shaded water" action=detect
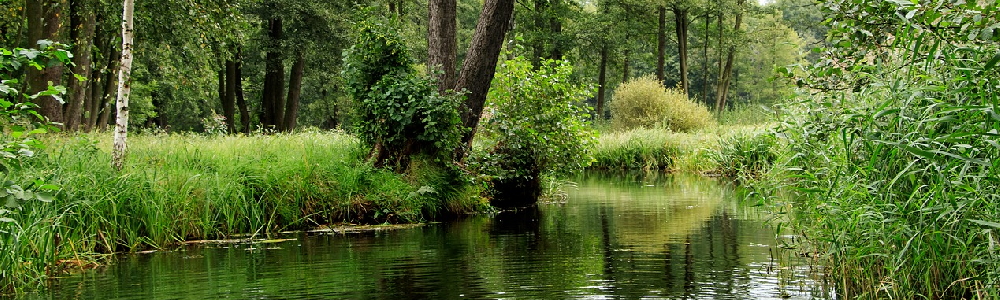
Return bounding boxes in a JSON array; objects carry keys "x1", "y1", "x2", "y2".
[{"x1": 25, "y1": 173, "x2": 833, "y2": 299}]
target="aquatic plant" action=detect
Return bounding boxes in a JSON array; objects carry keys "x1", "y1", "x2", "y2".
[{"x1": 760, "y1": 0, "x2": 1000, "y2": 297}]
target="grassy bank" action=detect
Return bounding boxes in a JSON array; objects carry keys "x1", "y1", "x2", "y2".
[
  {"x1": 0, "y1": 131, "x2": 484, "y2": 293},
  {"x1": 589, "y1": 124, "x2": 775, "y2": 175}
]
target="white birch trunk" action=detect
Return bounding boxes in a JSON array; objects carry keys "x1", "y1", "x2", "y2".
[{"x1": 111, "y1": 0, "x2": 135, "y2": 171}]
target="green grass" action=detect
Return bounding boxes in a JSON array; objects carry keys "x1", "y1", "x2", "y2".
[
  {"x1": 589, "y1": 124, "x2": 774, "y2": 174},
  {"x1": 0, "y1": 131, "x2": 485, "y2": 293},
  {"x1": 752, "y1": 91, "x2": 1000, "y2": 299}
]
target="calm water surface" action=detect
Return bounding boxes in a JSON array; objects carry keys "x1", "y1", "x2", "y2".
[{"x1": 26, "y1": 172, "x2": 834, "y2": 299}]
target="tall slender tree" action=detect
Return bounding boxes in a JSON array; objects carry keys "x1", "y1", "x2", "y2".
[
  {"x1": 112, "y1": 0, "x2": 135, "y2": 171},
  {"x1": 715, "y1": 0, "x2": 743, "y2": 111},
  {"x1": 25, "y1": 0, "x2": 66, "y2": 124}
]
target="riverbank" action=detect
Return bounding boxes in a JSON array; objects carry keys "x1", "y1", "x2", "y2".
[
  {"x1": 2, "y1": 121, "x2": 775, "y2": 294},
  {"x1": 0, "y1": 131, "x2": 486, "y2": 293}
]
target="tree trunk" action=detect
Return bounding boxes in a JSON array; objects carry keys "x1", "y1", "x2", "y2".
[
  {"x1": 673, "y1": 6, "x2": 689, "y2": 95},
  {"x1": 25, "y1": 0, "x2": 66, "y2": 125},
  {"x1": 97, "y1": 48, "x2": 119, "y2": 131},
  {"x1": 548, "y1": 1, "x2": 563, "y2": 60},
  {"x1": 455, "y1": 0, "x2": 515, "y2": 157},
  {"x1": 282, "y1": 52, "x2": 305, "y2": 132},
  {"x1": 530, "y1": 0, "x2": 546, "y2": 67},
  {"x1": 217, "y1": 66, "x2": 226, "y2": 122},
  {"x1": 596, "y1": 46, "x2": 607, "y2": 120},
  {"x1": 656, "y1": 5, "x2": 666, "y2": 83},
  {"x1": 701, "y1": 12, "x2": 710, "y2": 106},
  {"x1": 715, "y1": 0, "x2": 742, "y2": 112},
  {"x1": 261, "y1": 18, "x2": 285, "y2": 129},
  {"x1": 235, "y1": 53, "x2": 251, "y2": 133},
  {"x1": 112, "y1": 0, "x2": 135, "y2": 171},
  {"x1": 84, "y1": 23, "x2": 108, "y2": 132},
  {"x1": 223, "y1": 60, "x2": 237, "y2": 133},
  {"x1": 428, "y1": 0, "x2": 458, "y2": 93},
  {"x1": 715, "y1": 10, "x2": 724, "y2": 110},
  {"x1": 65, "y1": 0, "x2": 96, "y2": 131},
  {"x1": 85, "y1": 66, "x2": 101, "y2": 132}
]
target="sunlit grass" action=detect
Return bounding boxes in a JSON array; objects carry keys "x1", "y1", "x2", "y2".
[{"x1": 590, "y1": 124, "x2": 775, "y2": 174}]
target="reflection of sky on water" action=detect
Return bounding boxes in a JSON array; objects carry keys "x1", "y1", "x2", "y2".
[{"x1": 25, "y1": 172, "x2": 834, "y2": 300}]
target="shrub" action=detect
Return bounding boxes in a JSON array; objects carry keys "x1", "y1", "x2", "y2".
[
  {"x1": 610, "y1": 75, "x2": 715, "y2": 132},
  {"x1": 342, "y1": 19, "x2": 463, "y2": 169},
  {"x1": 470, "y1": 56, "x2": 595, "y2": 207}
]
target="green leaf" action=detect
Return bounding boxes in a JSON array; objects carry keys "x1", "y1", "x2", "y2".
[
  {"x1": 983, "y1": 52, "x2": 1000, "y2": 71},
  {"x1": 969, "y1": 219, "x2": 1000, "y2": 228},
  {"x1": 36, "y1": 192, "x2": 54, "y2": 203}
]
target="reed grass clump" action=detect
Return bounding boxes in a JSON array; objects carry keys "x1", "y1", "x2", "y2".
[
  {"x1": 712, "y1": 132, "x2": 778, "y2": 181},
  {"x1": 609, "y1": 75, "x2": 715, "y2": 132},
  {"x1": 0, "y1": 131, "x2": 484, "y2": 293},
  {"x1": 590, "y1": 128, "x2": 722, "y2": 172}
]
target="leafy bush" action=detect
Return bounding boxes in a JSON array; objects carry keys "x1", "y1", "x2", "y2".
[
  {"x1": 610, "y1": 75, "x2": 714, "y2": 132},
  {"x1": 0, "y1": 44, "x2": 68, "y2": 294},
  {"x1": 342, "y1": 19, "x2": 463, "y2": 168},
  {"x1": 470, "y1": 56, "x2": 595, "y2": 207}
]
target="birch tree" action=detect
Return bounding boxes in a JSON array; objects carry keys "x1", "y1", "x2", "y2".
[{"x1": 111, "y1": 0, "x2": 134, "y2": 170}]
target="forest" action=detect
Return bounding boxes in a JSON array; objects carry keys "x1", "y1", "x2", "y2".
[{"x1": 1, "y1": 0, "x2": 999, "y2": 298}]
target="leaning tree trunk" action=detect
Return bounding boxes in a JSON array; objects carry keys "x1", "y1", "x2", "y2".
[
  {"x1": 65, "y1": 0, "x2": 96, "y2": 131},
  {"x1": 282, "y1": 52, "x2": 305, "y2": 132},
  {"x1": 656, "y1": 5, "x2": 666, "y2": 83},
  {"x1": 428, "y1": 0, "x2": 457, "y2": 92},
  {"x1": 25, "y1": 0, "x2": 66, "y2": 125},
  {"x1": 715, "y1": 0, "x2": 743, "y2": 112},
  {"x1": 455, "y1": 0, "x2": 515, "y2": 158},
  {"x1": 596, "y1": 46, "x2": 608, "y2": 120},
  {"x1": 111, "y1": 0, "x2": 134, "y2": 171},
  {"x1": 673, "y1": 6, "x2": 690, "y2": 95}
]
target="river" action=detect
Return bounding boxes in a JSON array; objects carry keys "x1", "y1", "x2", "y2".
[{"x1": 24, "y1": 172, "x2": 834, "y2": 299}]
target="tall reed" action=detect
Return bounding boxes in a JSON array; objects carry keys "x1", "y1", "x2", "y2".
[{"x1": 0, "y1": 131, "x2": 484, "y2": 293}]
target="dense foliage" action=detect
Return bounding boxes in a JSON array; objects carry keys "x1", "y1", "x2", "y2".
[
  {"x1": 471, "y1": 56, "x2": 595, "y2": 206},
  {"x1": 765, "y1": 0, "x2": 1000, "y2": 298},
  {"x1": 343, "y1": 19, "x2": 464, "y2": 167},
  {"x1": 0, "y1": 45, "x2": 66, "y2": 294}
]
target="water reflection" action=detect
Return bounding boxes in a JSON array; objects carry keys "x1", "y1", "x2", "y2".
[{"x1": 22, "y1": 172, "x2": 833, "y2": 300}]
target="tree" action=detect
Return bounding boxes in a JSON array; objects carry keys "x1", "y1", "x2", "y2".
[
  {"x1": 112, "y1": 0, "x2": 135, "y2": 171},
  {"x1": 714, "y1": 0, "x2": 743, "y2": 112},
  {"x1": 672, "y1": 4, "x2": 690, "y2": 94},
  {"x1": 454, "y1": 0, "x2": 515, "y2": 156},
  {"x1": 65, "y1": 0, "x2": 97, "y2": 131},
  {"x1": 656, "y1": 5, "x2": 666, "y2": 82},
  {"x1": 25, "y1": 0, "x2": 66, "y2": 125},
  {"x1": 428, "y1": 0, "x2": 457, "y2": 92}
]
